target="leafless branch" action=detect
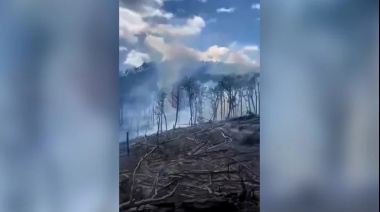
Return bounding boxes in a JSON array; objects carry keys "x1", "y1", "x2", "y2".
[
  {"x1": 129, "y1": 145, "x2": 159, "y2": 202},
  {"x1": 120, "y1": 181, "x2": 180, "y2": 210}
]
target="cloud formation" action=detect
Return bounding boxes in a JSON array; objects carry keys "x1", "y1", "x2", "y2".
[
  {"x1": 149, "y1": 16, "x2": 205, "y2": 37},
  {"x1": 119, "y1": 0, "x2": 259, "y2": 79},
  {"x1": 124, "y1": 50, "x2": 151, "y2": 67},
  {"x1": 251, "y1": 3, "x2": 260, "y2": 10},
  {"x1": 243, "y1": 45, "x2": 260, "y2": 52},
  {"x1": 216, "y1": 8, "x2": 236, "y2": 13}
]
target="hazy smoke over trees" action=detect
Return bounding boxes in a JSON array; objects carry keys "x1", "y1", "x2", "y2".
[{"x1": 119, "y1": 61, "x2": 260, "y2": 141}]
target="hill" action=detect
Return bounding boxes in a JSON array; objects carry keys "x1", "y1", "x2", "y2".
[{"x1": 119, "y1": 115, "x2": 260, "y2": 212}]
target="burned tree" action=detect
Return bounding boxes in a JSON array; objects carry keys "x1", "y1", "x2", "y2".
[
  {"x1": 195, "y1": 84, "x2": 206, "y2": 124},
  {"x1": 218, "y1": 76, "x2": 236, "y2": 119},
  {"x1": 256, "y1": 74, "x2": 260, "y2": 115},
  {"x1": 155, "y1": 91, "x2": 167, "y2": 133},
  {"x1": 168, "y1": 84, "x2": 181, "y2": 129},
  {"x1": 237, "y1": 73, "x2": 260, "y2": 116},
  {"x1": 181, "y1": 77, "x2": 197, "y2": 126},
  {"x1": 206, "y1": 87, "x2": 220, "y2": 122}
]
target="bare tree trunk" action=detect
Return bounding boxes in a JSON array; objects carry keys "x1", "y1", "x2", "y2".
[
  {"x1": 174, "y1": 97, "x2": 179, "y2": 129},
  {"x1": 245, "y1": 95, "x2": 251, "y2": 113},
  {"x1": 146, "y1": 108, "x2": 149, "y2": 126},
  {"x1": 220, "y1": 93, "x2": 223, "y2": 120},
  {"x1": 126, "y1": 132, "x2": 130, "y2": 156},
  {"x1": 222, "y1": 98, "x2": 225, "y2": 119},
  {"x1": 194, "y1": 99, "x2": 198, "y2": 126},
  {"x1": 189, "y1": 98, "x2": 193, "y2": 126},
  {"x1": 250, "y1": 93, "x2": 256, "y2": 115},
  {"x1": 163, "y1": 112, "x2": 168, "y2": 131},
  {"x1": 257, "y1": 83, "x2": 260, "y2": 115},
  {"x1": 157, "y1": 115, "x2": 161, "y2": 135},
  {"x1": 152, "y1": 107, "x2": 155, "y2": 127},
  {"x1": 227, "y1": 92, "x2": 232, "y2": 119},
  {"x1": 156, "y1": 118, "x2": 160, "y2": 144},
  {"x1": 160, "y1": 112, "x2": 163, "y2": 134},
  {"x1": 253, "y1": 92, "x2": 257, "y2": 115},
  {"x1": 240, "y1": 94, "x2": 243, "y2": 117}
]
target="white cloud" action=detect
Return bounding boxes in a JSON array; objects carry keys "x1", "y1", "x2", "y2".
[
  {"x1": 242, "y1": 45, "x2": 260, "y2": 52},
  {"x1": 119, "y1": 5, "x2": 206, "y2": 45},
  {"x1": 145, "y1": 35, "x2": 259, "y2": 67},
  {"x1": 225, "y1": 51, "x2": 259, "y2": 68},
  {"x1": 145, "y1": 35, "x2": 201, "y2": 62},
  {"x1": 124, "y1": 50, "x2": 151, "y2": 67},
  {"x1": 216, "y1": 7, "x2": 236, "y2": 13},
  {"x1": 119, "y1": 7, "x2": 148, "y2": 44},
  {"x1": 198, "y1": 0, "x2": 207, "y2": 2},
  {"x1": 149, "y1": 16, "x2": 206, "y2": 37},
  {"x1": 251, "y1": 3, "x2": 260, "y2": 10},
  {"x1": 119, "y1": 46, "x2": 128, "y2": 52},
  {"x1": 201, "y1": 45, "x2": 230, "y2": 62},
  {"x1": 138, "y1": 5, "x2": 174, "y2": 19},
  {"x1": 119, "y1": 1, "x2": 259, "y2": 78}
]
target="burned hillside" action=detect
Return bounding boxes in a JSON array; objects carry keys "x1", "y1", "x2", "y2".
[{"x1": 119, "y1": 115, "x2": 260, "y2": 212}]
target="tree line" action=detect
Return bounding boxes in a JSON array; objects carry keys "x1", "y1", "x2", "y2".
[{"x1": 123, "y1": 73, "x2": 260, "y2": 138}]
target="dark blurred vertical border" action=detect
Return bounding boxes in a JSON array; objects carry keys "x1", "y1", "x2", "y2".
[
  {"x1": 0, "y1": 1, "x2": 119, "y2": 212},
  {"x1": 262, "y1": 0, "x2": 378, "y2": 211}
]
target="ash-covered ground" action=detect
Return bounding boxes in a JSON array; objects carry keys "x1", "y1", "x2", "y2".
[{"x1": 120, "y1": 115, "x2": 260, "y2": 212}]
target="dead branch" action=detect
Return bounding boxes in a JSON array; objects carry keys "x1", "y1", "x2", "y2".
[
  {"x1": 219, "y1": 128, "x2": 233, "y2": 142},
  {"x1": 229, "y1": 157, "x2": 259, "y2": 178},
  {"x1": 149, "y1": 172, "x2": 160, "y2": 197},
  {"x1": 120, "y1": 181, "x2": 180, "y2": 210},
  {"x1": 185, "y1": 136, "x2": 199, "y2": 145},
  {"x1": 129, "y1": 145, "x2": 159, "y2": 203},
  {"x1": 188, "y1": 140, "x2": 208, "y2": 155},
  {"x1": 152, "y1": 180, "x2": 178, "y2": 198},
  {"x1": 204, "y1": 174, "x2": 214, "y2": 194},
  {"x1": 171, "y1": 169, "x2": 239, "y2": 176}
]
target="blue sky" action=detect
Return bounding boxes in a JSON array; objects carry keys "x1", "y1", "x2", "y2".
[
  {"x1": 163, "y1": 0, "x2": 260, "y2": 49},
  {"x1": 119, "y1": 0, "x2": 260, "y2": 73}
]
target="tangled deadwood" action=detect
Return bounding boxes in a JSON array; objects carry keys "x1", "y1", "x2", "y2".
[{"x1": 120, "y1": 116, "x2": 260, "y2": 212}]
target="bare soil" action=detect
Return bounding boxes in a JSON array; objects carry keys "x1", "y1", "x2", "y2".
[{"x1": 119, "y1": 115, "x2": 260, "y2": 212}]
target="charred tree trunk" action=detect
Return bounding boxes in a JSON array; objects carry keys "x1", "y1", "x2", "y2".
[
  {"x1": 160, "y1": 113, "x2": 163, "y2": 134},
  {"x1": 257, "y1": 83, "x2": 260, "y2": 115},
  {"x1": 189, "y1": 97, "x2": 193, "y2": 126},
  {"x1": 227, "y1": 92, "x2": 232, "y2": 119},
  {"x1": 250, "y1": 93, "x2": 256, "y2": 115},
  {"x1": 163, "y1": 112, "x2": 168, "y2": 131},
  {"x1": 194, "y1": 99, "x2": 198, "y2": 126},
  {"x1": 240, "y1": 94, "x2": 243, "y2": 117},
  {"x1": 174, "y1": 98, "x2": 179, "y2": 129},
  {"x1": 220, "y1": 93, "x2": 223, "y2": 121},
  {"x1": 126, "y1": 132, "x2": 130, "y2": 156},
  {"x1": 157, "y1": 115, "x2": 161, "y2": 135},
  {"x1": 152, "y1": 107, "x2": 155, "y2": 127}
]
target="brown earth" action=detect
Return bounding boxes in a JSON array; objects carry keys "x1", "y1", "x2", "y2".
[{"x1": 119, "y1": 115, "x2": 260, "y2": 212}]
